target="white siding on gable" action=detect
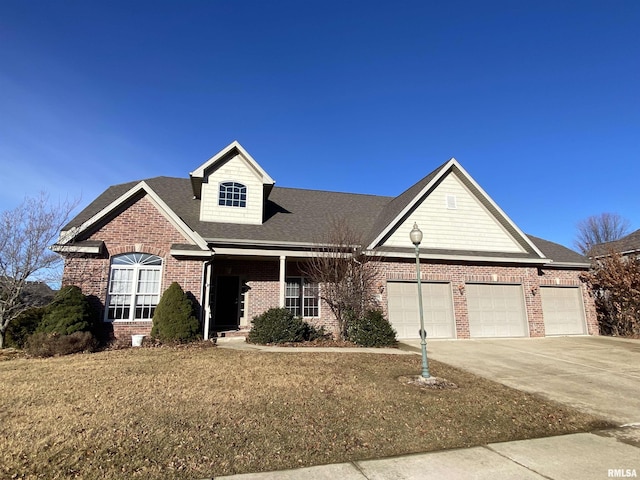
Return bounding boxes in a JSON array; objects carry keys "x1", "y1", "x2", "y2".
[
  {"x1": 200, "y1": 154, "x2": 264, "y2": 225},
  {"x1": 383, "y1": 173, "x2": 525, "y2": 253}
]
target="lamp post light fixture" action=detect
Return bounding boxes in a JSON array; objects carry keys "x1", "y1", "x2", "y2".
[{"x1": 410, "y1": 222, "x2": 430, "y2": 379}]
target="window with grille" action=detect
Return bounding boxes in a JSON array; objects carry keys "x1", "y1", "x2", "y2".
[
  {"x1": 218, "y1": 181, "x2": 247, "y2": 207},
  {"x1": 285, "y1": 277, "x2": 319, "y2": 317},
  {"x1": 106, "y1": 253, "x2": 162, "y2": 321}
]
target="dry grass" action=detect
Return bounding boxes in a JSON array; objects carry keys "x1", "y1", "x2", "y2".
[{"x1": 0, "y1": 346, "x2": 611, "y2": 479}]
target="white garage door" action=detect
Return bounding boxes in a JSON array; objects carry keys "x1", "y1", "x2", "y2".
[
  {"x1": 387, "y1": 282, "x2": 455, "y2": 339},
  {"x1": 541, "y1": 287, "x2": 586, "y2": 335},
  {"x1": 466, "y1": 284, "x2": 528, "y2": 338}
]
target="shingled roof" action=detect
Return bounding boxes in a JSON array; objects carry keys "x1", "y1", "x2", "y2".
[
  {"x1": 525, "y1": 235, "x2": 590, "y2": 266},
  {"x1": 590, "y1": 228, "x2": 640, "y2": 257},
  {"x1": 62, "y1": 173, "x2": 587, "y2": 266}
]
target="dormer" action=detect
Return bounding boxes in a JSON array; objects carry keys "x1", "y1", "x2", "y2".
[{"x1": 190, "y1": 141, "x2": 275, "y2": 225}]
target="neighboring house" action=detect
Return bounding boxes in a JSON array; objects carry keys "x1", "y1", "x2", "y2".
[
  {"x1": 590, "y1": 229, "x2": 640, "y2": 258},
  {"x1": 53, "y1": 141, "x2": 597, "y2": 340}
]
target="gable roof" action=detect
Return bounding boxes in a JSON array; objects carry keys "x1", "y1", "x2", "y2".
[
  {"x1": 59, "y1": 179, "x2": 208, "y2": 250},
  {"x1": 590, "y1": 228, "x2": 640, "y2": 257},
  {"x1": 189, "y1": 141, "x2": 275, "y2": 199},
  {"x1": 365, "y1": 158, "x2": 546, "y2": 259},
  {"x1": 63, "y1": 176, "x2": 391, "y2": 247},
  {"x1": 365, "y1": 159, "x2": 445, "y2": 246},
  {"x1": 60, "y1": 174, "x2": 586, "y2": 266}
]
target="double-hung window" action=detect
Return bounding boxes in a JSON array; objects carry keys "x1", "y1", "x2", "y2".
[
  {"x1": 106, "y1": 253, "x2": 162, "y2": 321},
  {"x1": 218, "y1": 181, "x2": 247, "y2": 208},
  {"x1": 285, "y1": 277, "x2": 319, "y2": 317}
]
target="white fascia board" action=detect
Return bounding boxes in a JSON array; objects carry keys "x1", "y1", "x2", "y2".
[
  {"x1": 51, "y1": 244, "x2": 102, "y2": 254},
  {"x1": 366, "y1": 158, "x2": 456, "y2": 249},
  {"x1": 58, "y1": 181, "x2": 209, "y2": 251},
  {"x1": 377, "y1": 250, "x2": 552, "y2": 265},
  {"x1": 170, "y1": 248, "x2": 214, "y2": 258},
  {"x1": 613, "y1": 248, "x2": 638, "y2": 257},
  {"x1": 212, "y1": 247, "x2": 323, "y2": 258},
  {"x1": 189, "y1": 141, "x2": 275, "y2": 185},
  {"x1": 57, "y1": 183, "x2": 146, "y2": 245},
  {"x1": 205, "y1": 237, "x2": 358, "y2": 249}
]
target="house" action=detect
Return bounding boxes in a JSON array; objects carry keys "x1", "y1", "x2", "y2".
[
  {"x1": 590, "y1": 229, "x2": 640, "y2": 258},
  {"x1": 53, "y1": 141, "x2": 598, "y2": 340}
]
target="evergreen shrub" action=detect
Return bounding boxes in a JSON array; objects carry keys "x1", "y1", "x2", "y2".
[
  {"x1": 151, "y1": 282, "x2": 200, "y2": 343},
  {"x1": 37, "y1": 286, "x2": 97, "y2": 336},
  {"x1": 347, "y1": 309, "x2": 397, "y2": 347},
  {"x1": 5, "y1": 306, "x2": 47, "y2": 348},
  {"x1": 247, "y1": 307, "x2": 327, "y2": 344}
]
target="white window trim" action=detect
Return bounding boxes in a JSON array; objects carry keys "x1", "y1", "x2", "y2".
[
  {"x1": 218, "y1": 181, "x2": 248, "y2": 208},
  {"x1": 285, "y1": 276, "x2": 320, "y2": 318},
  {"x1": 105, "y1": 254, "x2": 163, "y2": 322}
]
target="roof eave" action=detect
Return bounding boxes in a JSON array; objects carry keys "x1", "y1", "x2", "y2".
[
  {"x1": 57, "y1": 181, "x2": 208, "y2": 250},
  {"x1": 51, "y1": 241, "x2": 105, "y2": 255},
  {"x1": 373, "y1": 249, "x2": 552, "y2": 265}
]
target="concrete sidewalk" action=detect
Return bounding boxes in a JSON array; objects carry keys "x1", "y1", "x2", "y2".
[{"x1": 212, "y1": 427, "x2": 640, "y2": 480}]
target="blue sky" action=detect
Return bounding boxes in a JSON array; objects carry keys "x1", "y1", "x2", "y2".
[{"x1": 1, "y1": 0, "x2": 638, "y2": 250}]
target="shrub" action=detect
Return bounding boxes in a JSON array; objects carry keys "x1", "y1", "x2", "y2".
[
  {"x1": 5, "y1": 306, "x2": 47, "y2": 348},
  {"x1": 347, "y1": 309, "x2": 397, "y2": 347},
  {"x1": 37, "y1": 286, "x2": 97, "y2": 336},
  {"x1": 25, "y1": 331, "x2": 98, "y2": 357},
  {"x1": 151, "y1": 282, "x2": 200, "y2": 343},
  {"x1": 247, "y1": 307, "x2": 326, "y2": 344}
]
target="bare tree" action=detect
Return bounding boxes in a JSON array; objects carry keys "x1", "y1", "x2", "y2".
[
  {"x1": 302, "y1": 217, "x2": 381, "y2": 340},
  {"x1": 574, "y1": 213, "x2": 631, "y2": 255},
  {"x1": 0, "y1": 193, "x2": 78, "y2": 348}
]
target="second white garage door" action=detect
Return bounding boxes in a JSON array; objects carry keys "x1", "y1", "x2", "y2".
[
  {"x1": 466, "y1": 284, "x2": 528, "y2": 338},
  {"x1": 541, "y1": 287, "x2": 586, "y2": 335},
  {"x1": 387, "y1": 282, "x2": 455, "y2": 339}
]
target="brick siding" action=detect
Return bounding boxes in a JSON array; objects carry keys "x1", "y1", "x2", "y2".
[
  {"x1": 62, "y1": 194, "x2": 204, "y2": 341},
  {"x1": 62, "y1": 193, "x2": 597, "y2": 341},
  {"x1": 376, "y1": 259, "x2": 597, "y2": 338}
]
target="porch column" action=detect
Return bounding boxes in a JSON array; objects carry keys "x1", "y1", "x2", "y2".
[
  {"x1": 279, "y1": 255, "x2": 286, "y2": 307},
  {"x1": 202, "y1": 261, "x2": 213, "y2": 340}
]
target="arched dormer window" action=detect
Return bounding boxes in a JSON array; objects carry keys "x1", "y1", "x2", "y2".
[
  {"x1": 106, "y1": 253, "x2": 162, "y2": 321},
  {"x1": 218, "y1": 181, "x2": 247, "y2": 207}
]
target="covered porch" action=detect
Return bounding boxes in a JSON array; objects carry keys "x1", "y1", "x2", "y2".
[{"x1": 201, "y1": 251, "x2": 321, "y2": 339}]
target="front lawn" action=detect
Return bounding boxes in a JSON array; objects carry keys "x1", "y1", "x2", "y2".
[{"x1": 0, "y1": 346, "x2": 611, "y2": 479}]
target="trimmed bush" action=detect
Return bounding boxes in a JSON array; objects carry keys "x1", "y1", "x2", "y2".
[
  {"x1": 347, "y1": 309, "x2": 397, "y2": 347},
  {"x1": 25, "y1": 331, "x2": 98, "y2": 357},
  {"x1": 247, "y1": 307, "x2": 327, "y2": 344},
  {"x1": 151, "y1": 282, "x2": 200, "y2": 343},
  {"x1": 37, "y1": 286, "x2": 97, "y2": 336},
  {"x1": 5, "y1": 306, "x2": 47, "y2": 348}
]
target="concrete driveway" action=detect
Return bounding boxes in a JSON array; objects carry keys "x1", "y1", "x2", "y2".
[{"x1": 401, "y1": 336, "x2": 640, "y2": 426}]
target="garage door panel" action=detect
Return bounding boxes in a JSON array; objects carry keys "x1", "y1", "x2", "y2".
[
  {"x1": 541, "y1": 287, "x2": 586, "y2": 335},
  {"x1": 467, "y1": 284, "x2": 527, "y2": 338},
  {"x1": 387, "y1": 282, "x2": 455, "y2": 339}
]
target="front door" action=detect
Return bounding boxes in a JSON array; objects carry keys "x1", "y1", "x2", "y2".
[{"x1": 213, "y1": 276, "x2": 240, "y2": 331}]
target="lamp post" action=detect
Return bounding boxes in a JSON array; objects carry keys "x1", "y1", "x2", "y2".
[{"x1": 410, "y1": 222, "x2": 430, "y2": 378}]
